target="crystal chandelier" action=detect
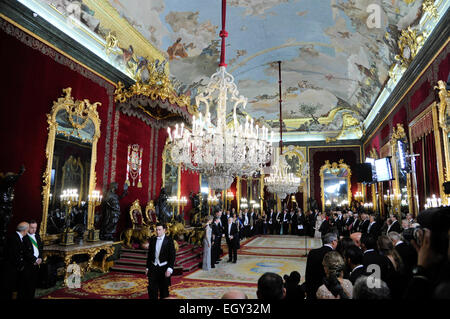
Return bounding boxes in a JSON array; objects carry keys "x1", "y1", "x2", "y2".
[
  {"x1": 264, "y1": 61, "x2": 301, "y2": 200},
  {"x1": 167, "y1": 0, "x2": 272, "y2": 190}
]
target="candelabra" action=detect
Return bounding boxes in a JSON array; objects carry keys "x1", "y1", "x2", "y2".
[
  {"x1": 354, "y1": 191, "x2": 363, "y2": 202},
  {"x1": 363, "y1": 202, "x2": 374, "y2": 211},
  {"x1": 225, "y1": 191, "x2": 234, "y2": 211},
  {"x1": 424, "y1": 194, "x2": 442, "y2": 209},
  {"x1": 87, "y1": 190, "x2": 102, "y2": 242},
  {"x1": 207, "y1": 194, "x2": 219, "y2": 215},
  {"x1": 60, "y1": 189, "x2": 78, "y2": 246},
  {"x1": 240, "y1": 197, "x2": 248, "y2": 210}
]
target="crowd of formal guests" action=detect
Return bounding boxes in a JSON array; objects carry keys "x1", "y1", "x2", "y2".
[{"x1": 218, "y1": 205, "x2": 450, "y2": 300}]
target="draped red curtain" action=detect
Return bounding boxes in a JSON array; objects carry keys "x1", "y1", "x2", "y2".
[
  {"x1": 424, "y1": 132, "x2": 440, "y2": 197},
  {"x1": 413, "y1": 139, "x2": 425, "y2": 211}
]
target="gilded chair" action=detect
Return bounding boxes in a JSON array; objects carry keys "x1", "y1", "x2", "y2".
[
  {"x1": 129, "y1": 199, "x2": 146, "y2": 230},
  {"x1": 145, "y1": 200, "x2": 158, "y2": 224}
]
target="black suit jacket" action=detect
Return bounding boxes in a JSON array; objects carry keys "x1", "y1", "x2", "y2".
[
  {"x1": 305, "y1": 245, "x2": 333, "y2": 299},
  {"x1": 351, "y1": 219, "x2": 360, "y2": 233},
  {"x1": 211, "y1": 223, "x2": 222, "y2": 244},
  {"x1": 225, "y1": 223, "x2": 239, "y2": 247},
  {"x1": 387, "y1": 221, "x2": 402, "y2": 233},
  {"x1": 362, "y1": 250, "x2": 390, "y2": 282},
  {"x1": 23, "y1": 234, "x2": 44, "y2": 265},
  {"x1": 359, "y1": 219, "x2": 369, "y2": 233},
  {"x1": 5, "y1": 233, "x2": 26, "y2": 272},
  {"x1": 146, "y1": 235, "x2": 176, "y2": 271},
  {"x1": 349, "y1": 265, "x2": 366, "y2": 285},
  {"x1": 367, "y1": 222, "x2": 381, "y2": 237}
]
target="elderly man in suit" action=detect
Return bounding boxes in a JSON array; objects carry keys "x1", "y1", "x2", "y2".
[
  {"x1": 22, "y1": 220, "x2": 43, "y2": 299},
  {"x1": 304, "y1": 232, "x2": 338, "y2": 299},
  {"x1": 2, "y1": 222, "x2": 29, "y2": 299},
  {"x1": 145, "y1": 223, "x2": 176, "y2": 299}
]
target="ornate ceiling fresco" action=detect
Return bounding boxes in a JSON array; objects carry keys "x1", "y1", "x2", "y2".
[{"x1": 19, "y1": 0, "x2": 448, "y2": 141}]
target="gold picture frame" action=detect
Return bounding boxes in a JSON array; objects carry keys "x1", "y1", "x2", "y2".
[{"x1": 320, "y1": 159, "x2": 352, "y2": 212}]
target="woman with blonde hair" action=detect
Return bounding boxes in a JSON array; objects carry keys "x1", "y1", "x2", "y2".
[{"x1": 316, "y1": 251, "x2": 353, "y2": 299}]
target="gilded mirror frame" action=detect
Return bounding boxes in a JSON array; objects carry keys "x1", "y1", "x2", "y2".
[
  {"x1": 436, "y1": 80, "x2": 450, "y2": 204},
  {"x1": 40, "y1": 88, "x2": 101, "y2": 243},
  {"x1": 162, "y1": 137, "x2": 181, "y2": 214},
  {"x1": 390, "y1": 123, "x2": 413, "y2": 217},
  {"x1": 282, "y1": 146, "x2": 308, "y2": 212},
  {"x1": 320, "y1": 159, "x2": 352, "y2": 212}
]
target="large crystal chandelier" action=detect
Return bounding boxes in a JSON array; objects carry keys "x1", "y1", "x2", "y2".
[
  {"x1": 264, "y1": 61, "x2": 301, "y2": 200},
  {"x1": 167, "y1": 0, "x2": 272, "y2": 190}
]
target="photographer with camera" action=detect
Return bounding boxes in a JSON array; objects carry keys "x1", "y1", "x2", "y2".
[{"x1": 404, "y1": 207, "x2": 450, "y2": 299}]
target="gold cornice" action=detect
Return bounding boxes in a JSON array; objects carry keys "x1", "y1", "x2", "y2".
[
  {"x1": 0, "y1": 14, "x2": 116, "y2": 87},
  {"x1": 364, "y1": 37, "x2": 450, "y2": 148},
  {"x1": 81, "y1": 0, "x2": 166, "y2": 71}
]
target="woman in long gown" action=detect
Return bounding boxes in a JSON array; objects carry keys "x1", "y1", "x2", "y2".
[
  {"x1": 314, "y1": 213, "x2": 323, "y2": 238},
  {"x1": 202, "y1": 215, "x2": 213, "y2": 271}
]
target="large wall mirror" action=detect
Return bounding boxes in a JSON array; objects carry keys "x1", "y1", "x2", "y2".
[
  {"x1": 320, "y1": 160, "x2": 352, "y2": 212},
  {"x1": 41, "y1": 88, "x2": 101, "y2": 242},
  {"x1": 162, "y1": 138, "x2": 181, "y2": 213},
  {"x1": 390, "y1": 123, "x2": 412, "y2": 218}
]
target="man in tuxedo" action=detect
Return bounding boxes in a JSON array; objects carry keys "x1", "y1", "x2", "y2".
[
  {"x1": 388, "y1": 231, "x2": 417, "y2": 276},
  {"x1": 343, "y1": 212, "x2": 354, "y2": 237},
  {"x1": 296, "y1": 209, "x2": 306, "y2": 236},
  {"x1": 360, "y1": 234, "x2": 390, "y2": 282},
  {"x1": 358, "y1": 213, "x2": 370, "y2": 233},
  {"x1": 220, "y1": 210, "x2": 228, "y2": 231},
  {"x1": 367, "y1": 214, "x2": 381, "y2": 238},
  {"x1": 350, "y1": 213, "x2": 361, "y2": 234},
  {"x1": 281, "y1": 209, "x2": 290, "y2": 235},
  {"x1": 387, "y1": 215, "x2": 402, "y2": 234},
  {"x1": 345, "y1": 245, "x2": 365, "y2": 285},
  {"x1": 1, "y1": 222, "x2": 29, "y2": 299},
  {"x1": 289, "y1": 210, "x2": 297, "y2": 235},
  {"x1": 145, "y1": 223, "x2": 176, "y2": 299},
  {"x1": 266, "y1": 209, "x2": 274, "y2": 235},
  {"x1": 249, "y1": 209, "x2": 256, "y2": 237},
  {"x1": 225, "y1": 217, "x2": 239, "y2": 263},
  {"x1": 274, "y1": 210, "x2": 282, "y2": 235},
  {"x1": 211, "y1": 217, "x2": 222, "y2": 267},
  {"x1": 22, "y1": 220, "x2": 43, "y2": 299},
  {"x1": 304, "y1": 232, "x2": 338, "y2": 299}
]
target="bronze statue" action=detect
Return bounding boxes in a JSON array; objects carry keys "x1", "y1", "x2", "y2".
[
  {"x1": 0, "y1": 165, "x2": 25, "y2": 251},
  {"x1": 99, "y1": 182, "x2": 128, "y2": 240},
  {"x1": 155, "y1": 187, "x2": 171, "y2": 224}
]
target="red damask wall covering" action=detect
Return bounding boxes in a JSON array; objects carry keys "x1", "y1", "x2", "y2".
[{"x1": 0, "y1": 20, "x2": 116, "y2": 234}]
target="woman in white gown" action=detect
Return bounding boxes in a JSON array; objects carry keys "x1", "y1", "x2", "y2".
[
  {"x1": 314, "y1": 213, "x2": 323, "y2": 238},
  {"x1": 202, "y1": 216, "x2": 213, "y2": 271}
]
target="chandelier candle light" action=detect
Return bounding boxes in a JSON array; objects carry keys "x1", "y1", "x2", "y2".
[
  {"x1": 167, "y1": 0, "x2": 272, "y2": 191},
  {"x1": 60, "y1": 188, "x2": 79, "y2": 245},
  {"x1": 87, "y1": 190, "x2": 102, "y2": 242},
  {"x1": 264, "y1": 61, "x2": 301, "y2": 200}
]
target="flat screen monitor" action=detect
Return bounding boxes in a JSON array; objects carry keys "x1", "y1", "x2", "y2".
[
  {"x1": 375, "y1": 157, "x2": 393, "y2": 182},
  {"x1": 365, "y1": 157, "x2": 377, "y2": 183},
  {"x1": 355, "y1": 163, "x2": 373, "y2": 183}
]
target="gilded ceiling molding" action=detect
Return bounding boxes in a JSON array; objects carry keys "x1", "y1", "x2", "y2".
[
  {"x1": 326, "y1": 112, "x2": 364, "y2": 143},
  {"x1": 394, "y1": 27, "x2": 428, "y2": 71}
]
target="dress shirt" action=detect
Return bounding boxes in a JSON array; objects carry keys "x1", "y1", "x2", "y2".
[
  {"x1": 324, "y1": 244, "x2": 334, "y2": 250},
  {"x1": 154, "y1": 235, "x2": 172, "y2": 274},
  {"x1": 244, "y1": 215, "x2": 249, "y2": 226},
  {"x1": 363, "y1": 249, "x2": 375, "y2": 254},
  {"x1": 28, "y1": 233, "x2": 39, "y2": 258},
  {"x1": 228, "y1": 223, "x2": 232, "y2": 237}
]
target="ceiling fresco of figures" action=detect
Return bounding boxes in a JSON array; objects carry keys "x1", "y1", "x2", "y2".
[
  {"x1": 105, "y1": 0, "x2": 425, "y2": 133},
  {"x1": 34, "y1": 0, "x2": 432, "y2": 138}
]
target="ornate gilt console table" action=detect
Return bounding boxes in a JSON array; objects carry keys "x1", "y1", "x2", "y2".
[{"x1": 43, "y1": 241, "x2": 115, "y2": 285}]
